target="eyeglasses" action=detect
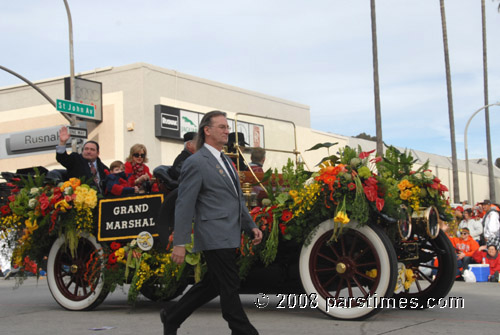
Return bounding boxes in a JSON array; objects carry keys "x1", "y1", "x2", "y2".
[
  {"x1": 133, "y1": 153, "x2": 146, "y2": 158},
  {"x1": 210, "y1": 125, "x2": 231, "y2": 131}
]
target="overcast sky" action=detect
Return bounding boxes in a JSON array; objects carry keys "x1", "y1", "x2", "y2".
[{"x1": 1, "y1": 1, "x2": 500, "y2": 160}]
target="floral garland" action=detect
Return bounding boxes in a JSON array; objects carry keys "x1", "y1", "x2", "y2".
[
  {"x1": 1, "y1": 145, "x2": 453, "y2": 301},
  {"x1": 237, "y1": 145, "x2": 453, "y2": 277},
  {"x1": 1, "y1": 175, "x2": 97, "y2": 270}
]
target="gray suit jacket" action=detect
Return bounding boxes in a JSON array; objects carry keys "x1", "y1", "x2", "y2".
[{"x1": 173, "y1": 145, "x2": 257, "y2": 252}]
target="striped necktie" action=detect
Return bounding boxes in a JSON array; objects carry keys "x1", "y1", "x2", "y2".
[
  {"x1": 221, "y1": 153, "x2": 238, "y2": 190},
  {"x1": 89, "y1": 162, "x2": 100, "y2": 190}
]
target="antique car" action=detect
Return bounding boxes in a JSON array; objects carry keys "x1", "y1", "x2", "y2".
[{"x1": 0, "y1": 115, "x2": 456, "y2": 320}]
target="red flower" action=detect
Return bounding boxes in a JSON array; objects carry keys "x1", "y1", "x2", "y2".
[
  {"x1": 281, "y1": 210, "x2": 293, "y2": 222},
  {"x1": 23, "y1": 256, "x2": 37, "y2": 274},
  {"x1": 39, "y1": 193, "x2": 50, "y2": 215},
  {"x1": 250, "y1": 207, "x2": 262, "y2": 221},
  {"x1": 49, "y1": 210, "x2": 59, "y2": 233},
  {"x1": 8, "y1": 195, "x2": 15, "y2": 202},
  {"x1": 0, "y1": 205, "x2": 10, "y2": 215},
  {"x1": 347, "y1": 182, "x2": 356, "y2": 191},
  {"x1": 376, "y1": 197, "x2": 385, "y2": 211},
  {"x1": 250, "y1": 207, "x2": 262, "y2": 215},
  {"x1": 359, "y1": 149, "x2": 375, "y2": 159},
  {"x1": 365, "y1": 177, "x2": 378, "y2": 187},
  {"x1": 364, "y1": 185, "x2": 377, "y2": 202},
  {"x1": 108, "y1": 253, "x2": 117, "y2": 265},
  {"x1": 279, "y1": 223, "x2": 287, "y2": 235},
  {"x1": 370, "y1": 156, "x2": 382, "y2": 163},
  {"x1": 433, "y1": 177, "x2": 441, "y2": 184},
  {"x1": 51, "y1": 188, "x2": 63, "y2": 204},
  {"x1": 110, "y1": 242, "x2": 121, "y2": 251}
]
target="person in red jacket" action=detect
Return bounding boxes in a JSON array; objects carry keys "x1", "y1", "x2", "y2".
[
  {"x1": 124, "y1": 144, "x2": 158, "y2": 193},
  {"x1": 104, "y1": 161, "x2": 139, "y2": 196},
  {"x1": 451, "y1": 227, "x2": 480, "y2": 273},
  {"x1": 472, "y1": 244, "x2": 500, "y2": 282}
]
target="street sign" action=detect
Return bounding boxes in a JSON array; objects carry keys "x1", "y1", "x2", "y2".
[
  {"x1": 56, "y1": 99, "x2": 95, "y2": 118},
  {"x1": 68, "y1": 126, "x2": 88, "y2": 139},
  {"x1": 64, "y1": 77, "x2": 103, "y2": 122}
]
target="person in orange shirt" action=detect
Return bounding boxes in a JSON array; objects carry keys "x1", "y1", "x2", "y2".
[{"x1": 451, "y1": 227, "x2": 480, "y2": 273}]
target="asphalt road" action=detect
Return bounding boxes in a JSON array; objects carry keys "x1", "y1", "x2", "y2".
[{"x1": 1, "y1": 278, "x2": 499, "y2": 335}]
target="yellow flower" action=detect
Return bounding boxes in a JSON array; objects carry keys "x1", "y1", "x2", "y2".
[
  {"x1": 365, "y1": 269, "x2": 378, "y2": 278},
  {"x1": 115, "y1": 248, "x2": 125, "y2": 262},
  {"x1": 400, "y1": 189, "x2": 412, "y2": 200},
  {"x1": 55, "y1": 199, "x2": 72, "y2": 212},
  {"x1": 334, "y1": 211, "x2": 350, "y2": 224},
  {"x1": 60, "y1": 181, "x2": 71, "y2": 192},
  {"x1": 289, "y1": 190, "x2": 298, "y2": 198},
  {"x1": 25, "y1": 219, "x2": 38, "y2": 234},
  {"x1": 69, "y1": 178, "x2": 81, "y2": 189},
  {"x1": 404, "y1": 269, "x2": 415, "y2": 290},
  {"x1": 398, "y1": 179, "x2": 413, "y2": 191},
  {"x1": 74, "y1": 186, "x2": 97, "y2": 210}
]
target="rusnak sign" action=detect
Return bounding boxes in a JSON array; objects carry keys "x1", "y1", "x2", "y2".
[
  {"x1": 5, "y1": 126, "x2": 61, "y2": 154},
  {"x1": 97, "y1": 194, "x2": 164, "y2": 241}
]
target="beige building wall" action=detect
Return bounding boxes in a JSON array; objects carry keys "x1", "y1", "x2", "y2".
[{"x1": 1, "y1": 62, "x2": 498, "y2": 204}]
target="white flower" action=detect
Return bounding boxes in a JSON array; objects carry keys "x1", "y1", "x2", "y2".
[
  {"x1": 28, "y1": 198, "x2": 37, "y2": 209},
  {"x1": 30, "y1": 187, "x2": 39, "y2": 196},
  {"x1": 423, "y1": 170, "x2": 433, "y2": 179}
]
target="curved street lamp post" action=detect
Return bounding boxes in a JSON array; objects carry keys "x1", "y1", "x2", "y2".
[{"x1": 464, "y1": 102, "x2": 500, "y2": 204}]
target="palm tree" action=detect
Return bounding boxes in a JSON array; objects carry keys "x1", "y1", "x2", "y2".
[
  {"x1": 370, "y1": 0, "x2": 383, "y2": 157},
  {"x1": 439, "y1": 0, "x2": 460, "y2": 203},
  {"x1": 481, "y1": 0, "x2": 496, "y2": 201}
]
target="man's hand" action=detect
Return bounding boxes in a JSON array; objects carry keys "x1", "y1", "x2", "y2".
[
  {"x1": 457, "y1": 252, "x2": 465, "y2": 260},
  {"x1": 59, "y1": 126, "x2": 70, "y2": 146},
  {"x1": 251, "y1": 228, "x2": 263, "y2": 245},
  {"x1": 171, "y1": 245, "x2": 186, "y2": 265}
]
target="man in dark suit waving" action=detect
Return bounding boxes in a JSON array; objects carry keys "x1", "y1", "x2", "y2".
[
  {"x1": 161, "y1": 111, "x2": 262, "y2": 335},
  {"x1": 56, "y1": 126, "x2": 108, "y2": 192}
]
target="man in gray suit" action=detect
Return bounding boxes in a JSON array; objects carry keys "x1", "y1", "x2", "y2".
[{"x1": 161, "y1": 111, "x2": 263, "y2": 335}]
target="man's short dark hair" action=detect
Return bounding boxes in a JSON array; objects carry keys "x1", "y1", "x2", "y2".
[
  {"x1": 196, "y1": 110, "x2": 227, "y2": 150},
  {"x1": 84, "y1": 140, "x2": 99, "y2": 152},
  {"x1": 183, "y1": 132, "x2": 196, "y2": 142}
]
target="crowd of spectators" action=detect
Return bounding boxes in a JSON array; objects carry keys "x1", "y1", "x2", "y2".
[{"x1": 449, "y1": 200, "x2": 500, "y2": 282}]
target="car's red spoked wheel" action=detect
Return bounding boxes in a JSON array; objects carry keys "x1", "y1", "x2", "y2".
[
  {"x1": 47, "y1": 234, "x2": 108, "y2": 310},
  {"x1": 53, "y1": 237, "x2": 97, "y2": 301},
  {"x1": 300, "y1": 220, "x2": 397, "y2": 320},
  {"x1": 309, "y1": 228, "x2": 382, "y2": 304}
]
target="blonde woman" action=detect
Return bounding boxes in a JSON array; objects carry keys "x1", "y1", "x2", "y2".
[{"x1": 124, "y1": 144, "x2": 158, "y2": 192}]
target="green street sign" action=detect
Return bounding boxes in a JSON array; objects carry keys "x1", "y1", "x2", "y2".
[{"x1": 56, "y1": 99, "x2": 95, "y2": 119}]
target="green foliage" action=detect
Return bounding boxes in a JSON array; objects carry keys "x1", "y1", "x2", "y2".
[{"x1": 305, "y1": 142, "x2": 338, "y2": 152}]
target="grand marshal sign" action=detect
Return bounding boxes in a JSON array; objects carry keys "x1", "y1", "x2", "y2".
[{"x1": 97, "y1": 194, "x2": 164, "y2": 241}]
